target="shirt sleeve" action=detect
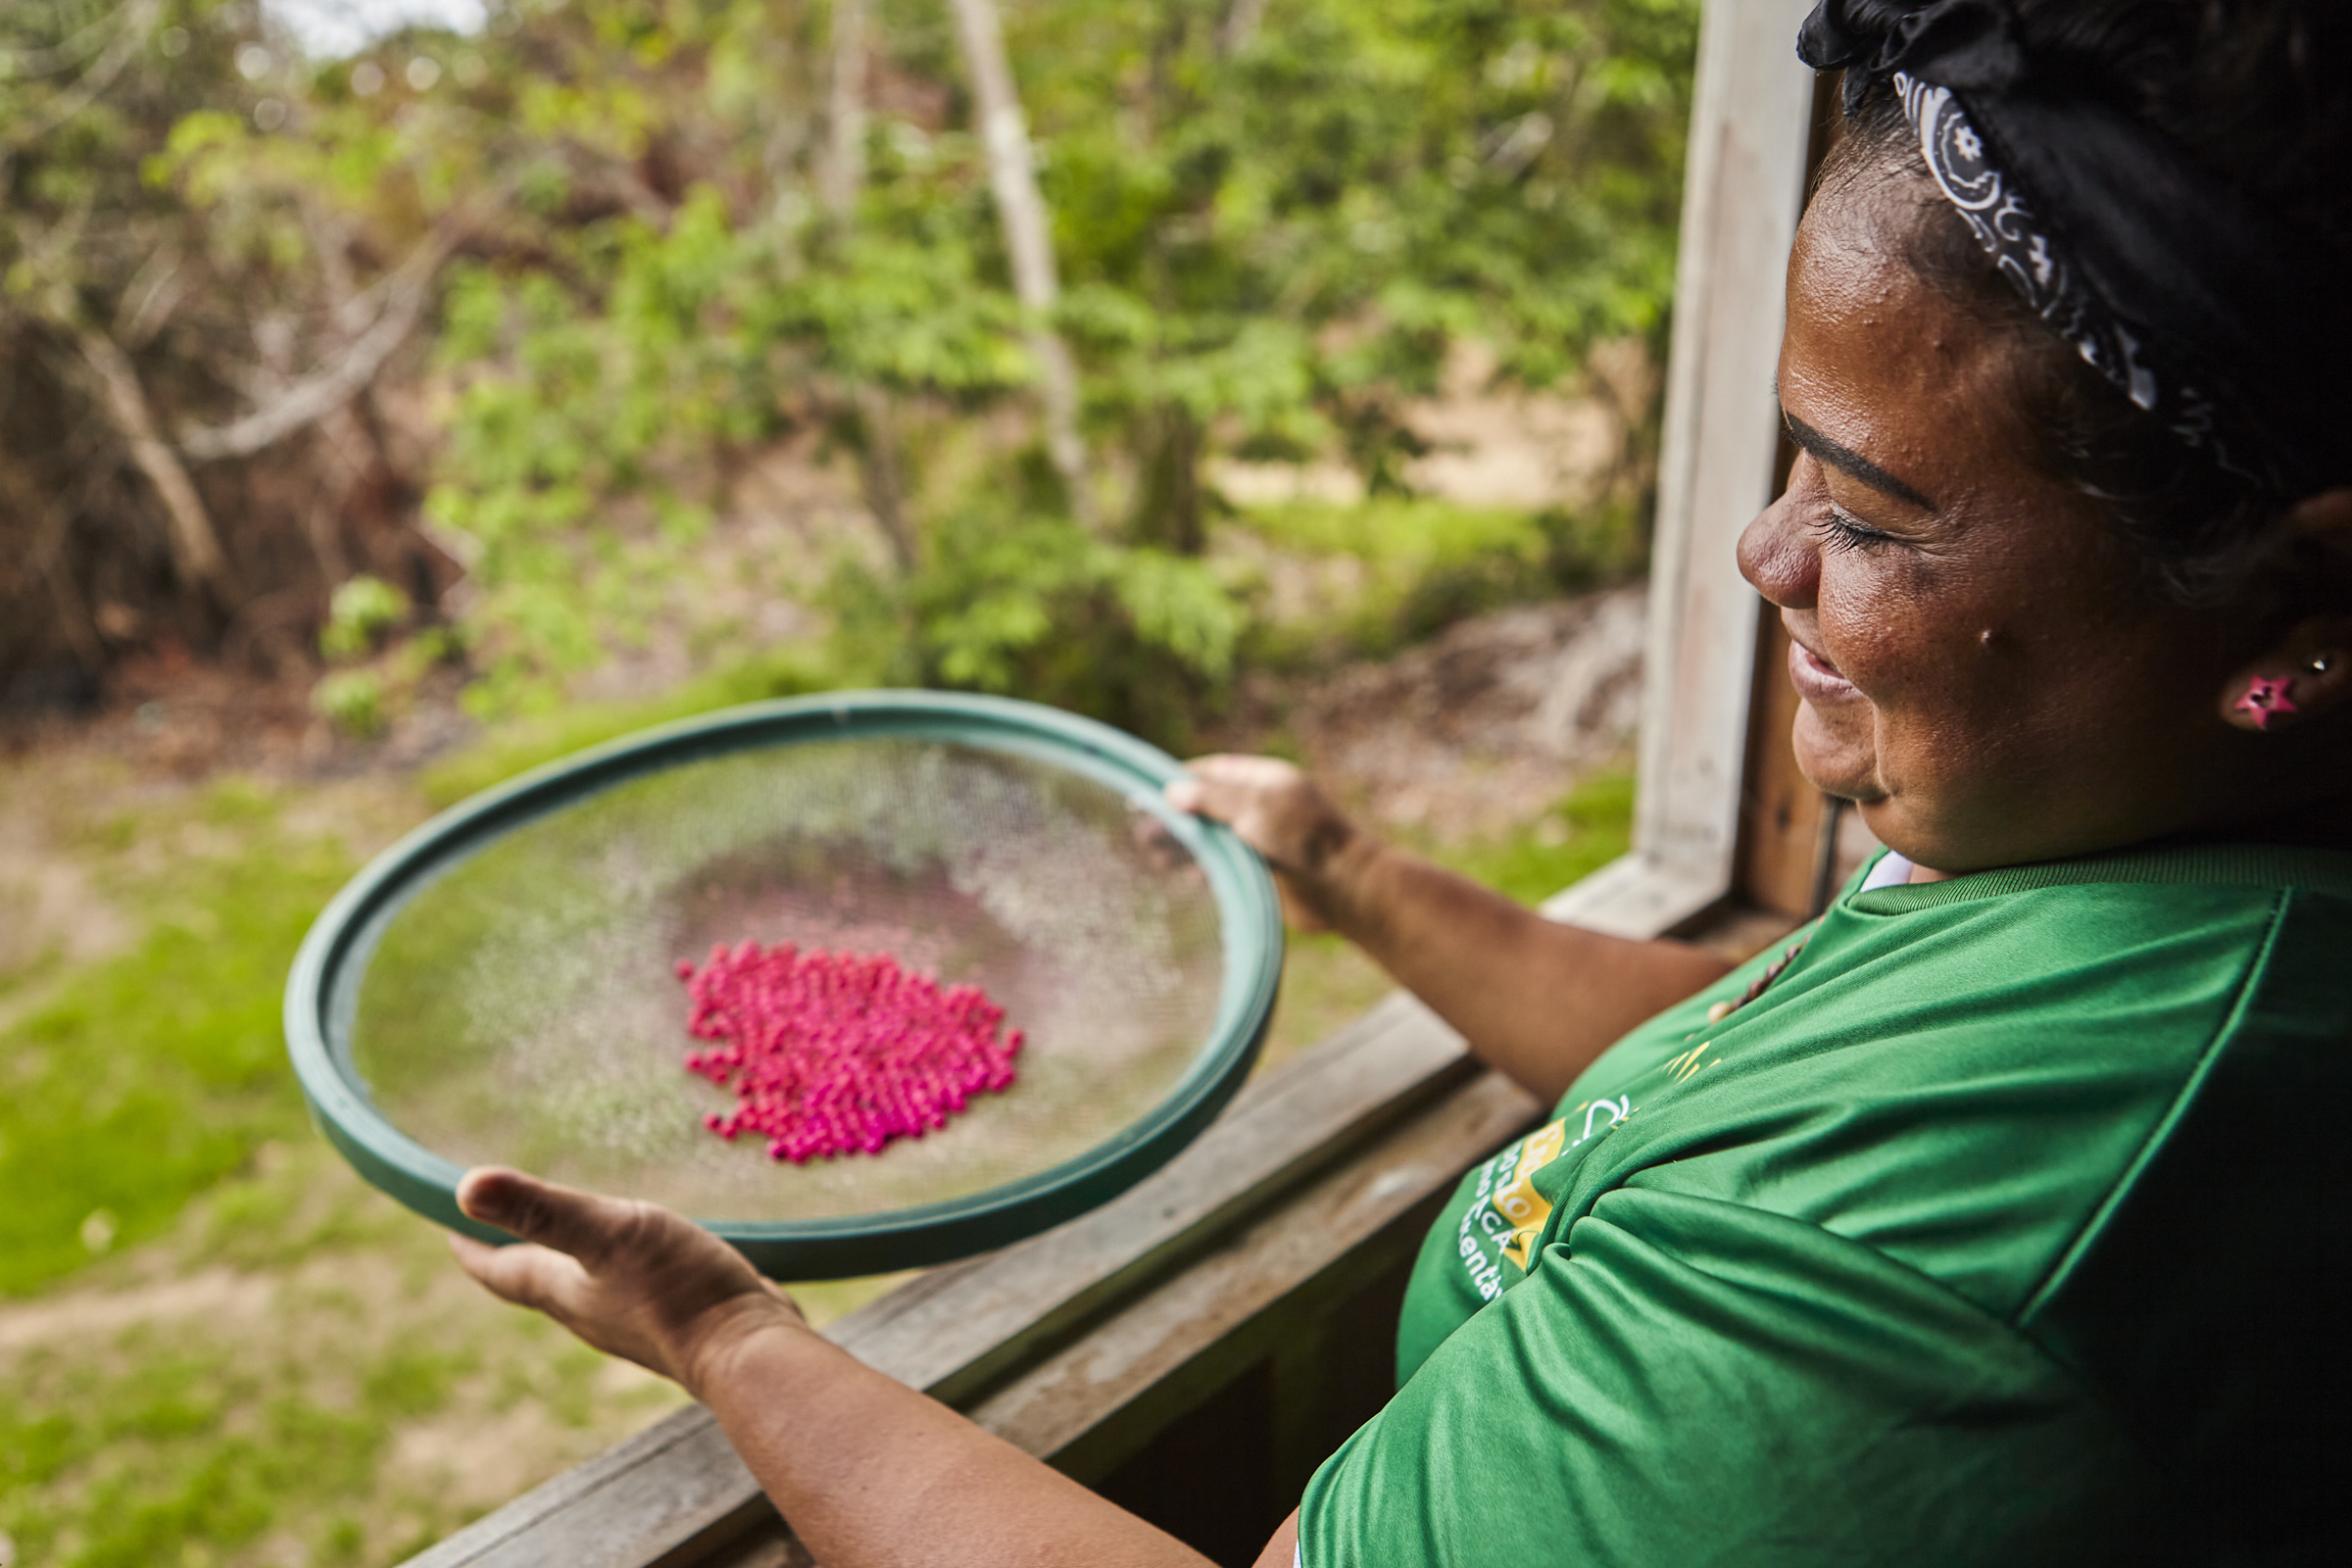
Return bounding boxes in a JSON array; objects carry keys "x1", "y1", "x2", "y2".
[{"x1": 1298, "y1": 1185, "x2": 2162, "y2": 1568}]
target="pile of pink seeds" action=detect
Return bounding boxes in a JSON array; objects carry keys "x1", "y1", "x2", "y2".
[{"x1": 677, "y1": 940, "x2": 1023, "y2": 1163}]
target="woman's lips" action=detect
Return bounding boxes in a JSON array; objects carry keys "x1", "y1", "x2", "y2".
[{"x1": 1788, "y1": 636, "x2": 1860, "y2": 702}]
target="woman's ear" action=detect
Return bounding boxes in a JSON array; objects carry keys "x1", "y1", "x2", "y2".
[{"x1": 2218, "y1": 488, "x2": 2352, "y2": 732}]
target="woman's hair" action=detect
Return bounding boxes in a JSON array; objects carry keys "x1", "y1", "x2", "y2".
[{"x1": 1816, "y1": 0, "x2": 2352, "y2": 602}]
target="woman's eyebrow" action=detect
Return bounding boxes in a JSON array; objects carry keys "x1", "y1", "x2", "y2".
[{"x1": 1782, "y1": 412, "x2": 1937, "y2": 512}]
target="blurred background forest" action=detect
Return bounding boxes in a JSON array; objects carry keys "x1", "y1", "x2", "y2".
[{"x1": 1, "y1": 0, "x2": 1696, "y2": 1563}]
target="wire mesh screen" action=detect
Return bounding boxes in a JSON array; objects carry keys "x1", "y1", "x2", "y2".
[{"x1": 346, "y1": 736, "x2": 1227, "y2": 1224}]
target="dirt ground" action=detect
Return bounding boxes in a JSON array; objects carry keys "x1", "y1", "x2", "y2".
[{"x1": 1248, "y1": 583, "x2": 1644, "y2": 837}]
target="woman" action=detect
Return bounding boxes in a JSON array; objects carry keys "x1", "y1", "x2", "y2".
[{"x1": 451, "y1": 2, "x2": 2352, "y2": 1561}]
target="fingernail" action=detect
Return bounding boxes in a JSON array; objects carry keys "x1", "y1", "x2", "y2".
[
  {"x1": 1164, "y1": 779, "x2": 1200, "y2": 810},
  {"x1": 456, "y1": 1167, "x2": 509, "y2": 1222}
]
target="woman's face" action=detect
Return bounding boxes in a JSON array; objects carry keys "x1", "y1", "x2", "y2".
[{"x1": 1739, "y1": 182, "x2": 2245, "y2": 872}]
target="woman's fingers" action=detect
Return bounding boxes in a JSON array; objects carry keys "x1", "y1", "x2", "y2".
[
  {"x1": 449, "y1": 1231, "x2": 592, "y2": 1315},
  {"x1": 457, "y1": 1164, "x2": 639, "y2": 1267},
  {"x1": 1166, "y1": 755, "x2": 1371, "y2": 935},
  {"x1": 450, "y1": 1165, "x2": 804, "y2": 1391},
  {"x1": 1165, "y1": 755, "x2": 1298, "y2": 820},
  {"x1": 1166, "y1": 757, "x2": 1316, "y2": 861}
]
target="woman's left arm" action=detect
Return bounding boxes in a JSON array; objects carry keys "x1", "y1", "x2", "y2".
[{"x1": 451, "y1": 1166, "x2": 1244, "y2": 1568}]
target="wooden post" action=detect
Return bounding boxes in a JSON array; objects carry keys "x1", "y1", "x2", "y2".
[{"x1": 1731, "y1": 69, "x2": 1879, "y2": 920}]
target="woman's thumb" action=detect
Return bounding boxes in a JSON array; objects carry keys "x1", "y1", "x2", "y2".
[{"x1": 457, "y1": 1166, "x2": 624, "y2": 1262}]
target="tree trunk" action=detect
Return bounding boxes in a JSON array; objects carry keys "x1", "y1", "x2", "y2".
[
  {"x1": 73, "y1": 325, "x2": 230, "y2": 599},
  {"x1": 825, "y1": 0, "x2": 917, "y2": 570},
  {"x1": 176, "y1": 220, "x2": 464, "y2": 464},
  {"x1": 852, "y1": 383, "x2": 919, "y2": 571},
  {"x1": 1131, "y1": 404, "x2": 1205, "y2": 555},
  {"x1": 285, "y1": 227, "x2": 420, "y2": 601},
  {"x1": 822, "y1": 0, "x2": 871, "y2": 222},
  {"x1": 1, "y1": 457, "x2": 105, "y2": 672},
  {"x1": 943, "y1": 0, "x2": 1094, "y2": 525},
  {"x1": 1218, "y1": 0, "x2": 1271, "y2": 56}
]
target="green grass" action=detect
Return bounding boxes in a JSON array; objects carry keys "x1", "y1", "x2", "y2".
[
  {"x1": 1435, "y1": 769, "x2": 1636, "y2": 906},
  {"x1": 0, "y1": 1205, "x2": 677, "y2": 1568},
  {"x1": 0, "y1": 787, "x2": 359, "y2": 1298},
  {"x1": 1, "y1": 1340, "x2": 382, "y2": 1568}
]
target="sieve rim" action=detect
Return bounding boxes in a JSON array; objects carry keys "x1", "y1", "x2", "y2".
[{"x1": 283, "y1": 690, "x2": 1283, "y2": 1279}]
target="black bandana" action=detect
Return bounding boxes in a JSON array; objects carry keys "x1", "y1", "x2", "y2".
[{"x1": 1797, "y1": 0, "x2": 2350, "y2": 500}]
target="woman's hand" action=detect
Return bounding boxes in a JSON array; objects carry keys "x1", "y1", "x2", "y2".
[
  {"x1": 1168, "y1": 753, "x2": 1730, "y2": 1102},
  {"x1": 1164, "y1": 755, "x2": 1371, "y2": 932},
  {"x1": 449, "y1": 1166, "x2": 805, "y2": 1399},
  {"x1": 453, "y1": 1171, "x2": 1232, "y2": 1568}
]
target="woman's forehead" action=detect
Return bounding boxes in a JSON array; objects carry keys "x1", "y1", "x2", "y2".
[{"x1": 1780, "y1": 190, "x2": 2026, "y2": 475}]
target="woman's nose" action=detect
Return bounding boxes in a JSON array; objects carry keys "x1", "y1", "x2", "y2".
[{"x1": 1738, "y1": 457, "x2": 1822, "y2": 612}]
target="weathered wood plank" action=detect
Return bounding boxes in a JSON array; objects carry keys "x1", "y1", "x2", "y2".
[
  {"x1": 697, "y1": 1068, "x2": 1543, "y2": 1568},
  {"x1": 965, "y1": 1069, "x2": 1543, "y2": 1481},
  {"x1": 1537, "y1": 849, "x2": 1727, "y2": 938}
]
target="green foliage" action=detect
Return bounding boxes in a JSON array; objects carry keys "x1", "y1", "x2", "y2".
[
  {"x1": 320, "y1": 574, "x2": 411, "y2": 660},
  {"x1": 423, "y1": 189, "x2": 1032, "y2": 712},
  {"x1": 2, "y1": 0, "x2": 1697, "y2": 726},
  {"x1": 1026, "y1": 0, "x2": 1699, "y2": 487},
  {"x1": 1231, "y1": 494, "x2": 1643, "y2": 663},
  {"x1": 313, "y1": 667, "x2": 387, "y2": 736},
  {"x1": 830, "y1": 505, "x2": 1244, "y2": 747},
  {"x1": 389, "y1": 0, "x2": 1695, "y2": 719}
]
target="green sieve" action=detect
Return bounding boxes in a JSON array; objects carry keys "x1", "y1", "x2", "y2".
[{"x1": 284, "y1": 691, "x2": 1283, "y2": 1280}]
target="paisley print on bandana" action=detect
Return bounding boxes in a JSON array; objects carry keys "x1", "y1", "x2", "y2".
[{"x1": 1894, "y1": 71, "x2": 2229, "y2": 476}]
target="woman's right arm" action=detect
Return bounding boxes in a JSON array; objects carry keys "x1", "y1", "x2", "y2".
[{"x1": 1167, "y1": 756, "x2": 1730, "y2": 1103}]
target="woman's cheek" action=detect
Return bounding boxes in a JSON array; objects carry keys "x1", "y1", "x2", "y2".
[
  {"x1": 1789, "y1": 701, "x2": 1879, "y2": 799},
  {"x1": 1818, "y1": 549, "x2": 1947, "y2": 698}
]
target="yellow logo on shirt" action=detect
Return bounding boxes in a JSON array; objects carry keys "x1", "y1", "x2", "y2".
[
  {"x1": 1662, "y1": 1041, "x2": 1713, "y2": 1083},
  {"x1": 1493, "y1": 1120, "x2": 1565, "y2": 1268},
  {"x1": 1458, "y1": 1096, "x2": 1635, "y2": 1282}
]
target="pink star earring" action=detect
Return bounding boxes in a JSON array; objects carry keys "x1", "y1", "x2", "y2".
[{"x1": 2235, "y1": 674, "x2": 2299, "y2": 729}]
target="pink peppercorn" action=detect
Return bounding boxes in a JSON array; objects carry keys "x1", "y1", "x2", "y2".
[{"x1": 677, "y1": 941, "x2": 1024, "y2": 1164}]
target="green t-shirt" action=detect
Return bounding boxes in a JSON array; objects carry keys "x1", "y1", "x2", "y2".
[{"x1": 1298, "y1": 845, "x2": 2352, "y2": 1566}]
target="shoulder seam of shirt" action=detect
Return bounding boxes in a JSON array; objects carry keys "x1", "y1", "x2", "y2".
[{"x1": 2010, "y1": 885, "x2": 2292, "y2": 1327}]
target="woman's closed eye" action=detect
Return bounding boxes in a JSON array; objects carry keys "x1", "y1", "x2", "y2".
[{"x1": 1810, "y1": 506, "x2": 1900, "y2": 554}]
